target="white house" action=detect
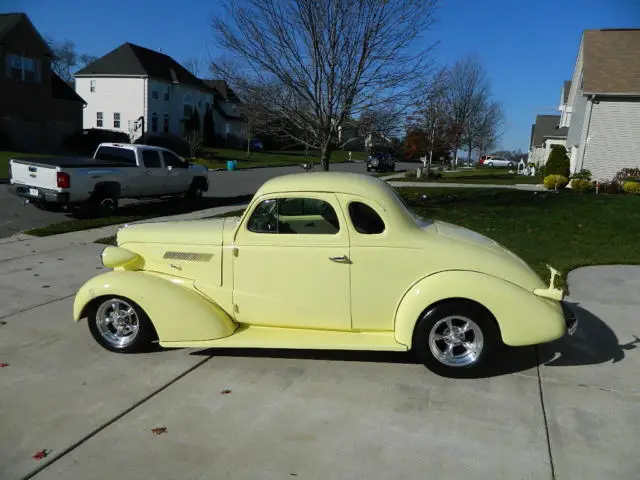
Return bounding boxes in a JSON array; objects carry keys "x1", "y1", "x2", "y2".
[
  {"x1": 564, "y1": 28, "x2": 640, "y2": 181},
  {"x1": 74, "y1": 42, "x2": 245, "y2": 145},
  {"x1": 528, "y1": 114, "x2": 566, "y2": 167}
]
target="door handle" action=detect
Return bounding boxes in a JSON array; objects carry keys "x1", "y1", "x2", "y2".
[
  {"x1": 329, "y1": 255, "x2": 349, "y2": 263},
  {"x1": 145, "y1": 171, "x2": 153, "y2": 175}
]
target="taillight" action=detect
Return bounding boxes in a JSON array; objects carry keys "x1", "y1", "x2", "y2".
[{"x1": 57, "y1": 172, "x2": 70, "y2": 189}]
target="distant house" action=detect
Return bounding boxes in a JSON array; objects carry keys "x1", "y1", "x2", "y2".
[
  {"x1": 528, "y1": 115, "x2": 566, "y2": 166},
  {"x1": 75, "y1": 43, "x2": 245, "y2": 145},
  {"x1": 201, "y1": 80, "x2": 246, "y2": 146},
  {"x1": 565, "y1": 28, "x2": 640, "y2": 181},
  {"x1": 0, "y1": 12, "x2": 86, "y2": 151}
]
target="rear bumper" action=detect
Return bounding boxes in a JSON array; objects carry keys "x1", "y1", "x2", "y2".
[{"x1": 8, "y1": 184, "x2": 70, "y2": 204}]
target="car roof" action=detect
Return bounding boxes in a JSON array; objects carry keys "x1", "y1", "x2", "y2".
[{"x1": 254, "y1": 171, "x2": 397, "y2": 202}]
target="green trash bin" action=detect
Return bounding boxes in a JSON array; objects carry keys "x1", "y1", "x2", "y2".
[{"x1": 226, "y1": 160, "x2": 237, "y2": 171}]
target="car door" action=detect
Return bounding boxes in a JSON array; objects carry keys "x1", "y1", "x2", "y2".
[
  {"x1": 232, "y1": 193, "x2": 352, "y2": 330},
  {"x1": 139, "y1": 149, "x2": 168, "y2": 196},
  {"x1": 162, "y1": 150, "x2": 192, "y2": 194}
]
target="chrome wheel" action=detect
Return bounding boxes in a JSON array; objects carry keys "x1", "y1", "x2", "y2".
[
  {"x1": 428, "y1": 315, "x2": 484, "y2": 367},
  {"x1": 95, "y1": 299, "x2": 140, "y2": 349},
  {"x1": 99, "y1": 197, "x2": 116, "y2": 215}
]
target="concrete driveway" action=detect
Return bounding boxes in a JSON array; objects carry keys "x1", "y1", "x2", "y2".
[
  {"x1": 0, "y1": 216, "x2": 638, "y2": 479},
  {"x1": 0, "y1": 162, "x2": 416, "y2": 239}
]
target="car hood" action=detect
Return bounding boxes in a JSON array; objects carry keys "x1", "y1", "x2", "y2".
[
  {"x1": 117, "y1": 217, "x2": 238, "y2": 246},
  {"x1": 430, "y1": 220, "x2": 547, "y2": 291}
]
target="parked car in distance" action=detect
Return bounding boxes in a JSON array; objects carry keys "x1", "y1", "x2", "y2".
[
  {"x1": 8, "y1": 143, "x2": 209, "y2": 216},
  {"x1": 478, "y1": 155, "x2": 514, "y2": 168},
  {"x1": 73, "y1": 172, "x2": 578, "y2": 377},
  {"x1": 366, "y1": 152, "x2": 396, "y2": 172}
]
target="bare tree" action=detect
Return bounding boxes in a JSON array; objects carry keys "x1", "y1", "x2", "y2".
[
  {"x1": 474, "y1": 101, "x2": 505, "y2": 159},
  {"x1": 211, "y1": 0, "x2": 439, "y2": 170},
  {"x1": 406, "y1": 68, "x2": 452, "y2": 172},
  {"x1": 47, "y1": 37, "x2": 96, "y2": 85},
  {"x1": 445, "y1": 54, "x2": 491, "y2": 168},
  {"x1": 183, "y1": 57, "x2": 201, "y2": 77}
]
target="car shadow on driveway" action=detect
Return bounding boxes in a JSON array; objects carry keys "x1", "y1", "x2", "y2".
[{"x1": 189, "y1": 302, "x2": 638, "y2": 379}]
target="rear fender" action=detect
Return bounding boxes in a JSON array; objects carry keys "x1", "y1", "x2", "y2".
[
  {"x1": 73, "y1": 271, "x2": 237, "y2": 342},
  {"x1": 394, "y1": 270, "x2": 566, "y2": 348}
]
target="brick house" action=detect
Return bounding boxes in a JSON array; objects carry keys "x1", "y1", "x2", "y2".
[{"x1": 0, "y1": 13, "x2": 86, "y2": 151}]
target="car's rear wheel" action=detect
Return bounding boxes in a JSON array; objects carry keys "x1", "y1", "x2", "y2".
[
  {"x1": 87, "y1": 296, "x2": 157, "y2": 353},
  {"x1": 412, "y1": 300, "x2": 500, "y2": 377},
  {"x1": 487, "y1": 162, "x2": 494, "y2": 168}
]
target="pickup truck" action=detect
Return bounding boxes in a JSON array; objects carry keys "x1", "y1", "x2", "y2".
[{"x1": 8, "y1": 143, "x2": 210, "y2": 216}]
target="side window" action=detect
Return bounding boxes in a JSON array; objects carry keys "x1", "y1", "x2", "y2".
[
  {"x1": 142, "y1": 150, "x2": 162, "y2": 168},
  {"x1": 247, "y1": 198, "x2": 339, "y2": 234},
  {"x1": 348, "y1": 202, "x2": 385, "y2": 234},
  {"x1": 163, "y1": 151, "x2": 188, "y2": 168}
]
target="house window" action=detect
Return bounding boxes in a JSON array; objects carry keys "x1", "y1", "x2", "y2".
[
  {"x1": 183, "y1": 104, "x2": 193, "y2": 117},
  {"x1": 152, "y1": 90, "x2": 159, "y2": 100},
  {"x1": 90, "y1": 80, "x2": 96, "y2": 92},
  {"x1": 151, "y1": 113, "x2": 158, "y2": 133},
  {"x1": 113, "y1": 112, "x2": 121, "y2": 129},
  {"x1": 6, "y1": 54, "x2": 40, "y2": 82},
  {"x1": 164, "y1": 87, "x2": 170, "y2": 101},
  {"x1": 163, "y1": 114, "x2": 169, "y2": 134},
  {"x1": 97, "y1": 112, "x2": 103, "y2": 128}
]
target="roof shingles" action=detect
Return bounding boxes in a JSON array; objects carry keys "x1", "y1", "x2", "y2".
[
  {"x1": 75, "y1": 42, "x2": 207, "y2": 90},
  {"x1": 583, "y1": 29, "x2": 640, "y2": 94}
]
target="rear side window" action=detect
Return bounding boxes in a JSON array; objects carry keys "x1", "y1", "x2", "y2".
[
  {"x1": 348, "y1": 202, "x2": 385, "y2": 234},
  {"x1": 94, "y1": 146, "x2": 136, "y2": 165},
  {"x1": 142, "y1": 150, "x2": 162, "y2": 168}
]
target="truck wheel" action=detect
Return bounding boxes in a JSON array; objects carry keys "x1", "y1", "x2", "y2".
[
  {"x1": 95, "y1": 195, "x2": 118, "y2": 216},
  {"x1": 185, "y1": 179, "x2": 206, "y2": 202},
  {"x1": 412, "y1": 300, "x2": 501, "y2": 378},
  {"x1": 87, "y1": 296, "x2": 157, "y2": 353}
]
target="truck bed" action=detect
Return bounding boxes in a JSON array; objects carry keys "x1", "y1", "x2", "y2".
[{"x1": 10, "y1": 156, "x2": 135, "y2": 168}]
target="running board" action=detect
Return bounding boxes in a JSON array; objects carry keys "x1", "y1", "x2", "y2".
[{"x1": 160, "y1": 325, "x2": 409, "y2": 351}]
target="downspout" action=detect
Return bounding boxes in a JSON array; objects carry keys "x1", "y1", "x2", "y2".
[
  {"x1": 143, "y1": 76, "x2": 148, "y2": 139},
  {"x1": 578, "y1": 94, "x2": 595, "y2": 173}
]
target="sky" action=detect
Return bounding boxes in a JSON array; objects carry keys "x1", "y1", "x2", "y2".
[{"x1": 3, "y1": 0, "x2": 640, "y2": 151}]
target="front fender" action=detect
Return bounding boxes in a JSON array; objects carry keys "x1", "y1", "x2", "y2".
[
  {"x1": 73, "y1": 271, "x2": 237, "y2": 342},
  {"x1": 394, "y1": 270, "x2": 566, "y2": 348}
]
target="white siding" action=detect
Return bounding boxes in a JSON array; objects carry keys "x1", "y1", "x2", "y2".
[
  {"x1": 75, "y1": 76, "x2": 146, "y2": 138},
  {"x1": 146, "y1": 80, "x2": 214, "y2": 137},
  {"x1": 567, "y1": 90, "x2": 588, "y2": 147},
  {"x1": 582, "y1": 98, "x2": 640, "y2": 181}
]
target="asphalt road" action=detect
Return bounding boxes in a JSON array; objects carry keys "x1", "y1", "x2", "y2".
[{"x1": 0, "y1": 162, "x2": 414, "y2": 239}]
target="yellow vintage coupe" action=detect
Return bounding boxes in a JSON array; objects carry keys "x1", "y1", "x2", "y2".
[{"x1": 74, "y1": 172, "x2": 577, "y2": 377}]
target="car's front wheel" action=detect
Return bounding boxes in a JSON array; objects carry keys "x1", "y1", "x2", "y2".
[
  {"x1": 412, "y1": 300, "x2": 500, "y2": 377},
  {"x1": 87, "y1": 296, "x2": 157, "y2": 353}
]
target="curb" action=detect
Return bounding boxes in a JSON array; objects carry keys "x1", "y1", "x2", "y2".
[{"x1": 205, "y1": 160, "x2": 362, "y2": 172}]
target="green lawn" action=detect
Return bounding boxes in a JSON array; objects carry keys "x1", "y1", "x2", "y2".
[
  {"x1": 399, "y1": 188, "x2": 640, "y2": 288},
  {"x1": 192, "y1": 148, "x2": 366, "y2": 170},
  {"x1": 399, "y1": 167, "x2": 543, "y2": 185},
  {"x1": 0, "y1": 151, "x2": 57, "y2": 178}
]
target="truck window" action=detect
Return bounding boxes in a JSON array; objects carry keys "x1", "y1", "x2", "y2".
[
  {"x1": 94, "y1": 146, "x2": 136, "y2": 165},
  {"x1": 163, "y1": 151, "x2": 188, "y2": 169},
  {"x1": 142, "y1": 150, "x2": 162, "y2": 168}
]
